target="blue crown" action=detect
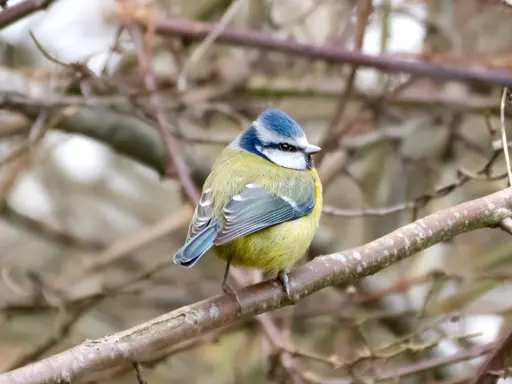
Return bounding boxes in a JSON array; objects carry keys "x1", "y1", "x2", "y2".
[{"x1": 258, "y1": 109, "x2": 304, "y2": 138}]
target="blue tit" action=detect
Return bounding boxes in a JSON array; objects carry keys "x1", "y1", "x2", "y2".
[{"x1": 173, "y1": 109, "x2": 322, "y2": 304}]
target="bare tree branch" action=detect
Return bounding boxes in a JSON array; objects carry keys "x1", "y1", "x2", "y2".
[
  {"x1": 0, "y1": 203, "x2": 105, "y2": 251},
  {"x1": 316, "y1": 0, "x2": 373, "y2": 164},
  {"x1": 325, "y1": 341, "x2": 496, "y2": 384},
  {"x1": 0, "y1": 0, "x2": 54, "y2": 29},
  {"x1": 113, "y1": 15, "x2": 512, "y2": 88},
  {"x1": 471, "y1": 329, "x2": 512, "y2": 384},
  {"x1": 1, "y1": 187, "x2": 511, "y2": 383},
  {"x1": 119, "y1": 1, "x2": 200, "y2": 203}
]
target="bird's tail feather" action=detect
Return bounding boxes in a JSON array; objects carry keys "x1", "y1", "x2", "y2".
[{"x1": 173, "y1": 223, "x2": 219, "y2": 267}]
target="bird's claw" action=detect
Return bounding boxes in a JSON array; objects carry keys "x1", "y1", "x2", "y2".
[
  {"x1": 278, "y1": 270, "x2": 298, "y2": 304},
  {"x1": 222, "y1": 281, "x2": 244, "y2": 315}
]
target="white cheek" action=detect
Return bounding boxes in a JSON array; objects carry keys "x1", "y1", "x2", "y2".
[{"x1": 261, "y1": 148, "x2": 307, "y2": 170}]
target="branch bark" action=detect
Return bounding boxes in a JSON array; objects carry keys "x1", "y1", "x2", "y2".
[
  {"x1": 1, "y1": 187, "x2": 512, "y2": 383},
  {"x1": 123, "y1": 16, "x2": 512, "y2": 88}
]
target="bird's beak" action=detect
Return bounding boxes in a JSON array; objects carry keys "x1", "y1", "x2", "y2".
[{"x1": 304, "y1": 144, "x2": 321, "y2": 154}]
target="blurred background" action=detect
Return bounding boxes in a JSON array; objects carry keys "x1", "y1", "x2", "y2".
[{"x1": 1, "y1": 0, "x2": 512, "y2": 382}]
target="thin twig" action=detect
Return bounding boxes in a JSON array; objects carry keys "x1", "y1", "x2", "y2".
[
  {"x1": 121, "y1": 2, "x2": 200, "y2": 203},
  {"x1": 471, "y1": 329, "x2": 512, "y2": 384},
  {"x1": 326, "y1": 342, "x2": 497, "y2": 384},
  {"x1": 322, "y1": 203, "x2": 413, "y2": 217},
  {"x1": 177, "y1": 0, "x2": 246, "y2": 91},
  {"x1": 5, "y1": 297, "x2": 100, "y2": 370},
  {"x1": 323, "y1": 155, "x2": 510, "y2": 218},
  {"x1": 0, "y1": 110, "x2": 47, "y2": 168},
  {"x1": 1, "y1": 203, "x2": 105, "y2": 251},
  {"x1": 52, "y1": 205, "x2": 193, "y2": 289},
  {"x1": 316, "y1": 0, "x2": 374, "y2": 164},
  {"x1": 500, "y1": 88, "x2": 512, "y2": 185},
  {"x1": 132, "y1": 361, "x2": 148, "y2": 384}
]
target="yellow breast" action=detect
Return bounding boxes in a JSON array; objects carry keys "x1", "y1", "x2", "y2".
[{"x1": 211, "y1": 167, "x2": 323, "y2": 272}]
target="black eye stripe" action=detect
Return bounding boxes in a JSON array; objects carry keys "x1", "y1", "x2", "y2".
[
  {"x1": 279, "y1": 143, "x2": 298, "y2": 151},
  {"x1": 262, "y1": 143, "x2": 301, "y2": 152}
]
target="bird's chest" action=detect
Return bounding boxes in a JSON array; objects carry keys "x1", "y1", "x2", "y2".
[
  {"x1": 208, "y1": 155, "x2": 323, "y2": 271},
  {"x1": 212, "y1": 177, "x2": 322, "y2": 272},
  {"x1": 212, "y1": 215, "x2": 316, "y2": 271}
]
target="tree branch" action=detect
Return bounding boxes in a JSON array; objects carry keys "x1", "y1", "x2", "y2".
[
  {"x1": 1, "y1": 187, "x2": 512, "y2": 383},
  {"x1": 325, "y1": 341, "x2": 496, "y2": 384},
  {"x1": 120, "y1": 2, "x2": 200, "y2": 203},
  {"x1": 0, "y1": 202, "x2": 105, "y2": 251},
  {"x1": 117, "y1": 15, "x2": 512, "y2": 88},
  {"x1": 471, "y1": 329, "x2": 512, "y2": 384},
  {"x1": 0, "y1": 0, "x2": 55, "y2": 29}
]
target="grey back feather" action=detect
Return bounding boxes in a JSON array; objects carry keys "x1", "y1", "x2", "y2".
[{"x1": 215, "y1": 183, "x2": 315, "y2": 245}]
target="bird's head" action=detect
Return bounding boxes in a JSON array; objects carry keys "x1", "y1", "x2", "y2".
[{"x1": 235, "y1": 109, "x2": 321, "y2": 170}]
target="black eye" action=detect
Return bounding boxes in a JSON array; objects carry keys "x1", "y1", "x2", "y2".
[{"x1": 279, "y1": 143, "x2": 295, "y2": 151}]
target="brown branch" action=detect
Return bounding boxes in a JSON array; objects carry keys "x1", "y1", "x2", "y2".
[
  {"x1": 2, "y1": 188, "x2": 512, "y2": 383},
  {"x1": 241, "y1": 76, "x2": 510, "y2": 116},
  {"x1": 131, "y1": 362, "x2": 147, "y2": 384},
  {"x1": 0, "y1": 0, "x2": 54, "y2": 29},
  {"x1": 5, "y1": 297, "x2": 100, "y2": 370},
  {"x1": 324, "y1": 342, "x2": 497, "y2": 384},
  {"x1": 471, "y1": 329, "x2": 512, "y2": 384},
  {"x1": 0, "y1": 203, "x2": 105, "y2": 251},
  {"x1": 52, "y1": 205, "x2": 193, "y2": 289},
  {"x1": 176, "y1": 0, "x2": 245, "y2": 91},
  {"x1": 119, "y1": 2, "x2": 200, "y2": 203},
  {"x1": 316, "y1": 0, "x2": 373, "y2": 164},
  {"x1": 116, "y1": 16, "x2": 512, "y2": 88},
  {"x1": 323, "y1": 159, "x2": 509, "y2": 218}
]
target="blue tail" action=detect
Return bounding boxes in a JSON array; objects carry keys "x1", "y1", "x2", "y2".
[{"x1": 173, "y1": 224, "x2": 219, "y2": 267}]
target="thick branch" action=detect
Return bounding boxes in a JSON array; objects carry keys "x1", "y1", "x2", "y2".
[
  {"x1": 1, "y1": 188, "x2": 512, "y2": 383},
  {"x1": 136, "y1": 16, "x2": 512, "y2": 88}
]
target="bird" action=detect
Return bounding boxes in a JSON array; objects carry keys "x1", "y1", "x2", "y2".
[{"x1": 173, "y1": 109, "x2": 323, "y2": 307}]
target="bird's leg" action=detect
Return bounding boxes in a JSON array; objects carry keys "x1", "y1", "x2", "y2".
[
  {"x1": 277, "y1": 270, "x2": 297, "y2": 304},
  {"x1": 222, "y1": 255, "x2": 243, "y2": 314}
]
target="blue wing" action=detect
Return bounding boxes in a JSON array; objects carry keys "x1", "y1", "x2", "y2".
[
  {"x1": 174, "y1": 182, "x2": 316, "y2": 266},
  {"x1": 214, "y1": 183, "x2": 315, "y2": 245}
]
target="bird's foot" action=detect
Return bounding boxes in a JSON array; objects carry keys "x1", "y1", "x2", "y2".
[
  {"x1": 222, "y1": 281, "x2": 244, "y2": 315},
  {"x1": 277, "y1": 270, "x2": 298, "y2": 305}
]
